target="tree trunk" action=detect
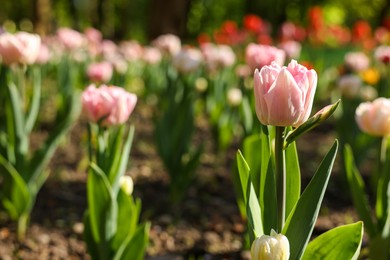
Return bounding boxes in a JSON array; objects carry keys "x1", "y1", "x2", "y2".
[{"x1": 148, "y1": 0, "x2": 191, "y2": 40}]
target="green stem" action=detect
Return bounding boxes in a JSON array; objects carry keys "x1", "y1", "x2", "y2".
[
  {"x1": 17, "y1": 213, "x2": 29, "y2": 241},
  {"x1": 275, "y1": 126, "x2": 286, "y2": 232}
]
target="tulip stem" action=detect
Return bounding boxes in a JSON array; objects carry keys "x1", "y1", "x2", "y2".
[{"x1": 275, "y1": 126, "x2": 286, "y2": 232}]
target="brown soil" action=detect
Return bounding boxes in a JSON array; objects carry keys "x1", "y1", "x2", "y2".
[{"x1": 0, "y1": 101, "x2": 360, "y2": 260}]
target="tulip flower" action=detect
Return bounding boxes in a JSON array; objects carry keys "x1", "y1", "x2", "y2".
[
  {"x1": 355, "y1": 97, "x2": 390, "y2": 136},
  {"x1": 81, "y1": 84, "x2": 137, "y2": 126},
  {"x1": 245, "y1": 43, "x2": 285, "y2": 71},
  {"x1": 0, "y1": 31, "x2": 41, "y2": 65},
  {"x1": 152, "y1": 34, "x2": 181, "y2": 56},
  {"x1": 56, "y1": 27, "x2": 86, "y2": 50},
  {"x1": 172, "y1": 47, "x2": 203, "y2": 73},
  {"x1": 251, "y1": 230, "x2": 290, "y2": 260},
  {"x1": 344, "y1": 52, "x2": 370, "y2": 72},
  {"x1": 254, "y1": 59, "x2": 317, "y2": 127},
  {"x1": 227, "y1": 87, "x2": 242, "y2": 107},
  {"x1": 142, "y1": 46, "x2": 162, "y2": 65},
  {"x1": 374, "y1": 45, "x2": 390, "y2": 64},
  {"x1": 86, "y1": 61, "x2": 113, "y2": 83}
]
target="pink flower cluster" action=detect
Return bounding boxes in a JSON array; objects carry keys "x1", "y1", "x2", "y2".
[{"x1": 82, "y1": 84, "x2": 137, "y2": 126}]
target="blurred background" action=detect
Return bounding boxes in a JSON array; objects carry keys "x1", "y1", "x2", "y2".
[{"x1": 2, "y1": 0, "x2": 390, "y2": 42}]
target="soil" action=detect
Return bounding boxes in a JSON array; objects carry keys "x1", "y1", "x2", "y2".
[{"x1": 0, "y1": 100, "x2": 360, "y2": 260}]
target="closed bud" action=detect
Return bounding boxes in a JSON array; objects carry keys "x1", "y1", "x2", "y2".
[
  {"x1": 251, "y1": 230, "x2": 290, "y2": 260},
  {"x1": 119, "y1": 175, "x2": 134, "y2": 196}
]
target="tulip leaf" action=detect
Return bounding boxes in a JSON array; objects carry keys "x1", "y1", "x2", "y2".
[
  {"x1": 83, "y1": 211, "x2": 101, "y2": 260},
  {"x1": 0, "y1": 153, "x2": 30, "y2": 219},
  {"x1": 236, "y1": 150, "x2": 250, "y2": 204},
  {"x1": 283, "y1": 140, "x2": 338, "y2": 260},
  {"x1": 242, "y1": 134, "x2": 262, "y2": 196},
  {"x1": 344, "y1": 144, "x2": 377, "y2": 238},
  {"x1": 108, "y1": 125, "x2": 134, "y2": 194},
  {"x1": 285, "y1": 140, "x2": 300, "y2": 219},
  {"x1": 25, "y1": 66, "x2": 41, "y2": 134},
  {"x1": 302, "y1": 221, "x2": 363, "y2": 260},
  {"x1": 111, "y1": 190, "x2": 140, "y2": 251},
  {"x1": 114, "y1": 222, "x2": 151, "y2": 260},
  {"x1": 87, "y1": 163, "x2": 117, "y2": 244},
  {"x1": 247, "y1": 177, "x2": 264, "y2": 242}
]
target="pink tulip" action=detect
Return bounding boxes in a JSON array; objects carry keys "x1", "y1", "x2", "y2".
[
  {"x1": 245, "y1": 43, "x2": 286, "y2": 71},
  {"x1": 278, "y1": 40, "x2": 301, "y2": 59},
  {"x1": 374, "y1": 45, "x2": 390, "y2": 64},
  {"x1": 57, "y1": 27, "x2": 86, "y2": 50},
  {"x1": 254, "y1": 59, "x2": 317, "y2": 127},
  {"x1": 119, "y1": 40, "x2": 143, "y2": 62},
  {"x1": 344, "y1": 52, "x2": 370, "y2": 72},
  {"x1": 152, "y1": 34, "x2": 181, "y2": 56},
  {"x1": 82, "y1": 84, "x2": 137, "y2": 126},
  {"x1": 0, "y1": 32, "x2": 41, "y2": 65},
  {"x1": 172, "y1": 47, "x2": 203, "y2": 73},
  {"x1": 87, "y1": 61, "x2": 113, "y2": 83},
  {"x1": 142, "y1": 47, "x2": 162, "y2": 65},
  {"x1": 36, "y1": 43, "x2": 51, "y2": 64},
  {"x1": 355, "y1": 98, "x2": 390, "y2": 136},
  {"x1": 201, "y1": 43, "x2": 236, "y2": 71}
]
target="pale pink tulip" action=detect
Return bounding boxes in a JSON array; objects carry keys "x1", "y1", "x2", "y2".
[
  {"x1": 374, "y1": 45, "x2": 390, "y2": 64},
  {"x1": 172, "y1": 47, "x2": 203, "y2": 73},
  {"x1": 57, "y1": 27, "x2": 86, "y2": 50},
  {"x1": 278, "y1": 40, "x2": 301, "y2": 59},
  {"x1": 355, "y1": 97, "x2": 390, "y2": 136},
  {"x1": 245, "y1": 43, "x2": 286, "y2": 71},
  {"x1": 82, "y1": 84, "x2": 137, "y2": 126},
  {"x1": 36, "y1": 43, "x2": 51, "y2": 64},
  {"x1": 201, "y1": 43, "x2": 236, "y2": 71},
  {"x1": 87, "y1": 62, "x2": 113, "y2": 83},
  {"x1": 344, "y1": 52, "x2": 370, "y2": 72},
  {"x1": 119, "y1": 40, "x2": 143, "y2": 62},
  {"x1": 254, "y1": 59, "x2": 317, "y2": 127},
  {"x1": 337, "y1": 75, "x2": 362, "y2": 98},
  {"x1": 0, "y1": 32, "x2": 41, "y2": 65},
  {"x1": 152, "y1": 34, "x2": 181, "y2": 56},
  {"x1": 142, "y1": 47, "x2": 162, "y2": 65}
]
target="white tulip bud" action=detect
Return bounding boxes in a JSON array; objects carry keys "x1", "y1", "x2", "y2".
[
  {"x1": 119, "y1": 175, "x2": 134, "y2": 195},
  {"x1": 251, "y1": 229, "x2": 290, "y2": 260}
]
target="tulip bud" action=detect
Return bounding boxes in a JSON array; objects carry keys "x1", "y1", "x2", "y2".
[
  {"x1": 227, "y1": 87, "x2": 242, "y2": 107},
  {"x1": 119, "y1": 175, "x2": 134, "y2": 195},
  {"x1": 251, "y1": 229, "x2": 290, "y2": 260}
]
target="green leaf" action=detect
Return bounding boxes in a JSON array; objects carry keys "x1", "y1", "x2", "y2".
[
  {"x1": 260, "y1": 159, "x2": 277, "y2": 235},
  {"x1": 0, "y1": 153, "x2": 30, "y2": 219},
  {"x1": 111, "y1": 190, "x2": 140, "y2": 251},
  {"x1": 283, "y1": 140, "x2": 338, "y2": 260},
  {"x1": 28, "y1": 91, "x2": 81, "y2": 193},
  {"x1": 114, "y1": 222, "x2": 151, "y2": 260},
  {"x1": 246, "y1": 178, "x2": 264, "y2": 243},
  {"x1": 83, "y1": 211, "x2": 100, "y2": 260},
  {"x1": 302, "y1": 221, "x2": 364, "y2": 260},
  {"x1": 243, "y1": 134, "x2": 262, "y2": 196},
  {"x1": 285, "y1": 140, "x2": 301, "y2": 219},
  {"x1": 25, "y1": 66, "x2": 41, "y2": 134},
  {"x1": 344, "y1": 144, "x2": 377, "y2": 238},
  {"x1": 236, "y1": 150, "x2": 250, "y2": 204},
  {"x1": 87, "y1": 163, "x2": 117, "y2": 244},
  {"x1": 108, "y1": 125, "x2": 134, "y2": 194}
]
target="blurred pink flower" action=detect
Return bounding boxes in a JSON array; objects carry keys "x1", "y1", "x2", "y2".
[
  {"x1": 119, "y1": 40, "x2": 143, "y2": 62},
  {"x1": 173, "y1": 46, "x2": 203, "y2": 73},
  {"x1": 235, "y1": 64, "x2": 252, "y2": 78},
  {"x1": 254, "y1": 59, "x2": 317, "y2": 127},
  {"x1": 87, "y1": 61, "x2": 113, "y2": 83},
  {"x1": 142, "y1": 47, "x2": 162, "y2": 65},
  {"x1": 35, "y1": 43, "x2": 51, "y2": 64},
  {"x1": 82, "y1": 84, "x2": 137, "y2": 126},
  {"x1": 374, "y1": 45, "x2": 390, "y2": 64},
  {"x1": 0, "y1": 31, "x2": 41, "y2": 65},
  {"x1": 355, "y1": 97, "x2": 390, "y2": 136},
  {"x1": 344, "y1": 52, "x2": 370, "y2": 72},
  {"x1": 201, "y1": 43, "x2": 235, "y2": 71},
  {"x1": 278, "y1": 40, "x2": 301, "y2": 59},
  {"x1": 152, "y1": 34, "x2": 181, "y2": 56},
  {"x1": 337, "y1": 75, "x2": 362, "y2": 98},
  {"x1": 245, "y1": 43, "x2": 285, "y2": 71},
  {"x1": 84, "y1": 27, "x2": 103, "y2": 58},
  {"x1": 101, "y1": 40, "x2": 119, "y2": 60},
  {"x1": 57, "y1": 27, "x2": 86, "y2": 50}
]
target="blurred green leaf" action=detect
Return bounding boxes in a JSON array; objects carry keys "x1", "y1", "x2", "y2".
[
  {"x1": 344, "y1": 144, "x2": 377, "y2": 238},
  {"x1": 283, "y1": 140, "x2": 338, "y2": 260},
  {"x1": 285, "y1": 140, "x2": 301, "y2": 219},
  {"x1": 302, "y1": 221, "x2": 363, "y2": 260}
]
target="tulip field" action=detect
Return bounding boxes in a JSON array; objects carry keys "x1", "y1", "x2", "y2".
[{"x1": 2, "y1": 3, "x2": 390, "y2": 259}]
